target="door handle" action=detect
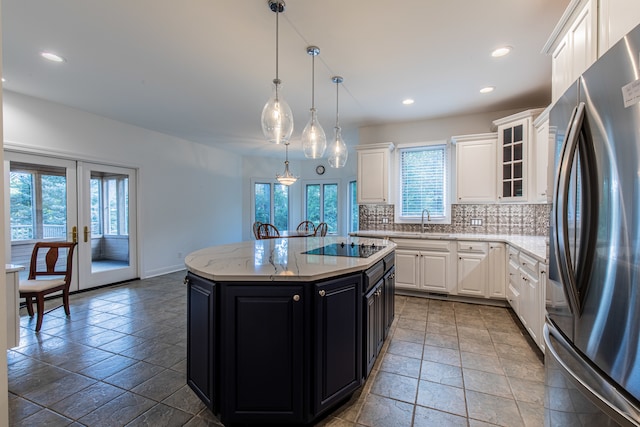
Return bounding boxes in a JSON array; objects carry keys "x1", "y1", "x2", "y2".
[
  {"x1": 72, "y1": 226, "x2": 78, "y2": 243},
  {"x1": 84, "y1": 226, "x2": 89, "y2": 243}
]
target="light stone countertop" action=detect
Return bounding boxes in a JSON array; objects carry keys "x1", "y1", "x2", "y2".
[
  {"x1": 185, "y1": 236, "x2": 396, "y2": 282},
  {"x1": 350, "y1": 231, "x2": 548, "y2": 263}
]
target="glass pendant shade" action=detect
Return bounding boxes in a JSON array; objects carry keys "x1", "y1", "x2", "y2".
[
  {"x1": 328, "y1": 126, "x2": 348, "y2": 168},
  {"x1": 262, "y1": 80, "x2": 294, "y2": 145},
  {"x1": 302, "y1": 108, "x2": 327, "y2": 159}
]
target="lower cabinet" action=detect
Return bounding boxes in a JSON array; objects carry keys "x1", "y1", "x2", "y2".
[
  {"x1": 394, "y1": 239, "x2": 454, "y2": 294},
  {"x1": 313, "y1": 275, "x2": 362, "y2": 416},
  {"x1": 186, "y1": 256, "x2": 395, "y2": 425},
  {"x1": 456, "y1": 241, "x2": 506, "y2": 299},
  {"x1": 186, "y1": 273, "x2": 216, "y2": 411}
]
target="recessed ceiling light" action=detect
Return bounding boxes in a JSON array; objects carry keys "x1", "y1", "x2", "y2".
[
  {"x1": 41, "y1": 51, "x2": 66, "y2": 63},
  {"x1": 402, "y1": 99, "x2": 415, "y2": 105},
  {"x1": 1, "y1": 78, "x2": 5, "y2": 83},
  {"x1": 491, "y1": 46, "x2": 512, "y2": 57},
  {"x1": 480, "y1": 86, "x2": 495, "y2": 94}
]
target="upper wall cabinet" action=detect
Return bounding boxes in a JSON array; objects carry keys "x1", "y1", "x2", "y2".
[
  {"x1": 533, "y1": 107, "x2": 553, "y2": 203},
  {"x1": 544, "y1": 0, "x2": 598, "y2": 102},
  {"x1": 545, "y1": 0, "x2": 640, "y2": 103},
  {"x1": 598, "y1": 0, "x2": 640, "y2": 56},
  {"x1": 356, "y1": 143, "x2": 394, "y2": 204},
  {"x1": 493, "y1": 109, "x2": 544, "y2": 203},
  {"x1": 451, "y1": 133, "x2": 497, "y2": 203}
]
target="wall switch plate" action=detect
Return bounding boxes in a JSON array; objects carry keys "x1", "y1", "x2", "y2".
[{"x1": 470, "y1": 218, "x2": 483, "y2": 226}]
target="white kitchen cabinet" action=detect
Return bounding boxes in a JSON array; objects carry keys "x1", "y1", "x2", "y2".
[
  {"x1": 356, "y1": 143, "x2": 394, "y2": 204},
  {"x1": 457, "y1": 241, "x2": 488, "y2": 297},
  {"x1": 393, "y1": 239, "x2": 454, "y2": 294},
  {"x1": 538, "y1": 263, "x2": 548, "y2": 353},
  {"x1": 494, "y1": 109, "x2": 543, "y2": 203},
  {"x1": 506, "y1": 245, "x2": 545, "y2": 351},
  {"x1": 534, "y1": 107, "x2": 553, "y2": 203},
  {"x1": 598, "y1": 0, "x2": 640, "y2": 58},
  {"x1": 452, "y1": 133, "x2": 497, "y2": 203},
  {"x1": 6, "y1": 265, "x2": 24, "y2": 349},
  {"x1": 544, "y1": 0, "x2": 598, "y2": 102},
  {"x1": 488, "y1": 243, "x2": 506, "y2": 298}
]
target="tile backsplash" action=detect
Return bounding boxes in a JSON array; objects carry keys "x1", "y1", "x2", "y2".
[{"x1": 358, "y1": 203, "x2": 551, "y2": 236}]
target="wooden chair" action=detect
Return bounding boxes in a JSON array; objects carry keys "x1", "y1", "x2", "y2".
[
  {"x1": 315, "y1": 222, "x2": 328, "y2": 236},
  {"x1": 19, "y1": 241, "x2": 77, "y2": 332},
  {"x1": 257, "y1": 223, "x2": 280, "y2": 239},
  {"x1": 296, "y1": 220, "x2": 316, "y2": 234},
  {"x1": 252, "y1": 221, "x2": 263, "y2": 239}
]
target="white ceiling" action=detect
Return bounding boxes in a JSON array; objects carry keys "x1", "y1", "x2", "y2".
[{"x1": 1, "y1": 0, "x2": 570, "y2": 159}]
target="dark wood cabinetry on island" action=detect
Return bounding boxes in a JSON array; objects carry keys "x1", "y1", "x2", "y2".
[{"x1": 186, "y1": 250, "x2": 395, "y2": 425}]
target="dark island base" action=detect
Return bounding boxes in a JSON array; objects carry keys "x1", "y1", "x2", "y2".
[{"x1": 186, "y1": 251, "x2": 395, "y2": 425}]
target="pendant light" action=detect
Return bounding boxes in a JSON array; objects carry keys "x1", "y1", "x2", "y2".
[
  {"x1": 301, "y1": 46, "x2": 327, "y2": 159},
  {"x1": 261, "y1": 0, "x2": 293, "y2": 145},
  {"x1": 328, "y1": 76, "x2": 348, "y2": 168},
  {"x1": 276, "y1": 142, "x2": 298, "y2": 185}
]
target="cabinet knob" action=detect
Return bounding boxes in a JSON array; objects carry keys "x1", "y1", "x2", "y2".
[
  {"x1": 293, "y1": 294, "x2": 300, "y2": 302},
  {"x1": 183, "y1": 276, "x2": 189, "y2": 285},
  {"x1": 459, "y1": 257, "x2": 462, "y2": 260},
  {"x1": 318, "y1": 290, "x2": 326, "y2": 297}
]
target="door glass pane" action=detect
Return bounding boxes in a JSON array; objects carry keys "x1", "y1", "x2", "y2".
[
  {"x1": 514, "y1": 124, "x2": 523, "y2": 142},
  {"x1": 323, "y1": 184, "x2": 338, "y2": 233},
  {"x1": 503, "y1": 128, "x2": 512, "y2": 144},
  {"x1": 273, "y1": 184, "x2": 289, "y2": 230},
  {"x1": 9, "y1": 163, "x2": 68, "y2": 278},
  {"x1": 306, "y1": 184, "x2": 321, "y2": 224},
  {"x1": 254, "y1": 183, "x2": 271, "y2": 223},
  {"x1": 503, "y1": 164, "x2": 512, "y2": 180},
  {"x1": 90, "y1": 172, "x2": 130, "y2": 273},
  {"x1": 514, "y1": 143, "x2": 523, "y2": 161},
  {"x1": 349, "y1": 180, "x2": 358, "y2": 232}
]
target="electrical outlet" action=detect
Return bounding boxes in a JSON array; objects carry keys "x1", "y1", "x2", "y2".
[
  {"x1": 382, "y1": 217, "x2": 389, "y2": 224},
  {"x1": 470, "y1": 218, "x2": 483, "y2": 226}
]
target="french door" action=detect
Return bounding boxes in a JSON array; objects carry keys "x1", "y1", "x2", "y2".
[{"x1": 5, "y1": 152, "x2": 138, "y2": 290}]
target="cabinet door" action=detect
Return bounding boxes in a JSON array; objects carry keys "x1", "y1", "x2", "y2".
[
  {"x1": 364, "y1": 280, "x2": 383, "y2": 377},
  {"x1": 420, "y1": 250, "x2": 451, "y2": 293},
  {"x1": 456, "y1": 138, "x2": 497, "y2": 202},
  {"x1": 357, "y1": 149, "x2": 389, "y2": 204},
  {"x1": 383, "y1": 267, "x2": 395, "y2": 339},
  {"x1": 187, "y1": 273, "x2": 216, "y2": 410},
  {"x1": 395, "y1": 249, "x2": 420, "y2": 290},
  {"x1": 222, "y1": 285, "x2": 304, "y2": 424},
  {"x1": 599, "y1": 0, "x2": 640, "y2": 55},
  {"x1": 534, "y1": 117, "x2": 552, "y2": 203},
  {"x1": 497, "y1": 119, "x2": 528, "y2": 201},
  {"x1": 457, "y1": 253, "x2": 487, "y2": 297},
  {"x1": 552, "y1": 36, "x2": 572, "y2": 102},
  {"x1": 488, "y1": 243, "x2": 506, "y2": 298},
  {"x1": 314, "y1": 275, "x2": 362, "y2": 415}
]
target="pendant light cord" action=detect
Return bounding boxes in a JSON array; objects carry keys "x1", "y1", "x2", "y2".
[
  {"x1": 311, "y1": 54, "x2": 315, "y2": 109},
  {"x1": 275, "y1": 8, "x2": 279, "y2": 82},
  {"x1": 335, "y1": 80, "x2": 340, "y2": 128}
]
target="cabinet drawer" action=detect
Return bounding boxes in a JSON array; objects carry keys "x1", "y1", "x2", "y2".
[
  {"x1": 507, "y1": 283, "x2": 520, "y2": 312},
  {"x1": 393, "y1": 239, "x2": 451, "y2": 252},
  {"x1": 518, "y1": 252, "x2": 539, "y2": 276},
  {"x1": 508, "y1": 246, "x2": 519, "y2": 262},
  {"x1": 457, "y1": 241, "x2": 488, "y2": 254}
]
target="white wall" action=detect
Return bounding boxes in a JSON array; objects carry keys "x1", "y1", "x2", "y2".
[
  {"x1": 3, "y1": 91, "x2": 244, "y2": 278},
  {"x1": 358, "y1": 108, "x2": 528, "y2": 145},
  {"x1": 0, "y1": 5, "x2": 9, "y2": 424},
  {"x1": 242, "y1": 150, "x2": 357, "y2": 241}
]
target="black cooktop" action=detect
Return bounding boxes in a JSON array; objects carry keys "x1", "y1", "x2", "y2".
[{"x1": 303, "y1": 242, "x2": 386, "y2": 258}]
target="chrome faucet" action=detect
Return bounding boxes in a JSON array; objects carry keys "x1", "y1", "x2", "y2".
[{"x1": 421, "y1": 209, "x2": 431, "y2": 232}]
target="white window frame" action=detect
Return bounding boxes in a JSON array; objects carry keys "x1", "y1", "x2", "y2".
[
  {"x1": 348, "y1": 178, "x2": 358, "y2": 233},
  {"x1": 393, "y1": 140, "x2": 452, "y2": 224},
  {"x1": 303, "y1": 179, "x2": 340, "y2": 235}
]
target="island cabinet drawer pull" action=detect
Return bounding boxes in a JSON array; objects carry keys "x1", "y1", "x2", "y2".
[
  {"x1": 293, "y1": 294, "x2": 301, "y2": 302},
  {"x1": 318, "y1": 290, "x2": 326, "y2": 297}
]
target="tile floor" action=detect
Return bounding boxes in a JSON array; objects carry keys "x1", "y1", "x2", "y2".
[{"x1": 7, "y1": 271, "x2": 545, "y2": 426}]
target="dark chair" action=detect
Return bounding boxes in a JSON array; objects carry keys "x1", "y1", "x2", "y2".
[
  {"x1": 315, "y1": 222, "x2": 328, "y2": 236},
  {"x1": 296, "y1": 220, "x2": 316, "y2": 234},
  {"x1": 252, "y1": 221, "x2": 263, "y2": 239},
  {"x1": 19, "y1": 241, "x2": 77, "y2": 332},
  {"x1": 257, "y1": 223, "x2": 280, "y2": 239}
]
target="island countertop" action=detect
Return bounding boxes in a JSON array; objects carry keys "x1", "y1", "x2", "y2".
[{"x1": 185, "y1": 236, "x2": 396, "y2": 282}]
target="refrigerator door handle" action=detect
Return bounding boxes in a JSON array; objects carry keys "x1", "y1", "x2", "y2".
[
  {"x1": 553, "y1": 102, "x2": 585, "y2": 314},
  {"x1": 544, "y1": 323, "x2": 640, "y2": 426}
]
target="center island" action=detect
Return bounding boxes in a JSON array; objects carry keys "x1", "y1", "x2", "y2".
[{"x1": 184, "y1": 236, "x2": 396, "y2": 425}]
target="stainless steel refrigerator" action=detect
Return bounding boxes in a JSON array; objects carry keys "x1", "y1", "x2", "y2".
[{"x1": 546, "y1": 23, "x2": 640, "y2": 426}]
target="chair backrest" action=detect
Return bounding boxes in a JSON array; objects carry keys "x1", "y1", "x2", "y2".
[
  {"x1": 315, "y1": 222, "x2": 328, "y2": 236},
  {"x1": 252, "y1": 221, "x2": 263, "y2": 239},
  {"x1": 28, "y1": 242, "x2": 77, "y2": 286},
  {"x1": 296, "y1": 220, "x2": 315, "y2": 233},
  {"x1": 257, "y1": 223, "x2": 280, "y2": 239}
]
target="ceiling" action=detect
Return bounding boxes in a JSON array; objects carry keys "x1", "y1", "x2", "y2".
[{"x1": 1, "y1": 0, "x2": 570, "y2": 159}]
